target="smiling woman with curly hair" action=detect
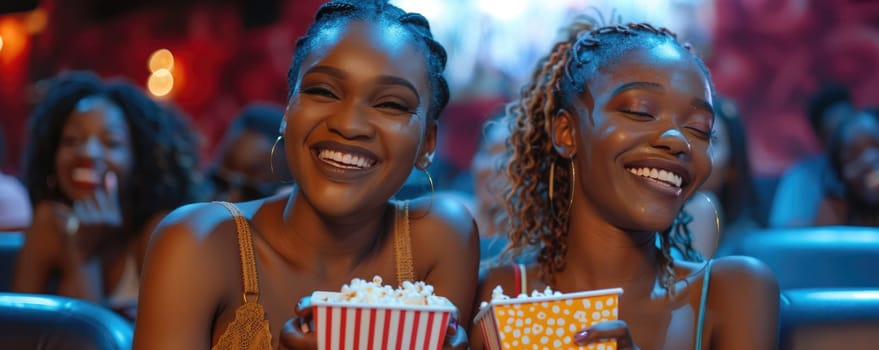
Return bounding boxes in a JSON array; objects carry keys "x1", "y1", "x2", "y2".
[{"x1": 13, "y1": 70, "x2": 203, "y2": 320}]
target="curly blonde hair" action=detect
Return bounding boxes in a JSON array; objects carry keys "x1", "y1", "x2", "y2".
[{"x1": 498, "y1": 16, "x2": 712, "y2": 290}]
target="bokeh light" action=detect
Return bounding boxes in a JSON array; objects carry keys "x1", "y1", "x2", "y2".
[
  {"x1": 147, "y1": 68, "x2": 174, "y2": 97},
  {"x1": 148, "y1": 48, "x2": 174, "y2": 73}
]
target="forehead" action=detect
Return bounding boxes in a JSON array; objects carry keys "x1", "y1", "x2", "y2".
[
  {"x1": 67, "y1": 97, "x2": 128, "y2": 130},
  {"x1": 590, "y1": 42, "x2": 712, "y2": 100},
  {"x1": 300, "y1": 20, "x2": 429, "y2": 88},
  {"x1": 843, "y1": 115, "x2": 879, "y2": 142}
]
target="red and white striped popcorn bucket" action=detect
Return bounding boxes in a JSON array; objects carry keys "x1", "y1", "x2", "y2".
[
  {"x1": 311, "y1": 291, "x2": 456, "y2": 350},
  {"x1": 474, "y1": 288, "x2": 623, "y2": 350}
]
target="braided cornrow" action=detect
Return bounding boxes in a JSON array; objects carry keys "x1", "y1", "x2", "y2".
[
  {"x1": 501, "y1": 15, "x2": 712, "y2": 289},
  {"x1": 286, "y1": 0, "x2": 449, "y2": 120}
]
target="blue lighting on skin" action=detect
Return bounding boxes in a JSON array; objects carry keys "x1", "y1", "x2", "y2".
[{"x1": 651, "y1": 42, "x2": 683, "y2": 61}]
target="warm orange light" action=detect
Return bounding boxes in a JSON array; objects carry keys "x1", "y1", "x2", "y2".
[
  {"x1": 0, "y1": 35, "x2": 4, "y2": 53},
  {"x1": 147, "y1": 68, "x2": 174, "y2": 97},
  {"x1": 25, "y1": 9, "x2": 48, "y2": 34},
  {"x1": 148, "y1": 49, "x2": 174, "y2": 73},
  {"x1": 0, "y1": 18, "x2": 27, "y2": 60}
]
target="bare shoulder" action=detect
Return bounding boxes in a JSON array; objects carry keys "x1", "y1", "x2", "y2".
[
  {"x1": 706, "y1": 256, "x2": 779, "y2": 329},
  {"x1": 703, "y1": 256, "x2": 780, "y2": 349},
  {"x1": 709, "y1": 255, "x2": 777, "y2": 290},
  {"x1": 405, "y1": 194, "x2": 479, "y2": 260},
  {"x1": 21, "y1": 201, "x2": 66, "y2": 249},
  {"x1": 407, "y1": 194, "x2": 478, "y2": 239},
  {"x1": 144, "y1": 201, "x2": 242, "y2": 278}
]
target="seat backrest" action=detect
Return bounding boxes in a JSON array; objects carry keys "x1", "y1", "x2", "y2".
[
  {"x1": 0, "y1": 232, "x2": 23, "y2": 292},
  {"x1": 717, "y1": 226, "x2": 879, "y2": 289},
  {"x1": 0, "y1": 293, "x2": 133, "y2": 349},
  {"x1": 780, "y1": 288, "x2": 879, "y2": 350}
]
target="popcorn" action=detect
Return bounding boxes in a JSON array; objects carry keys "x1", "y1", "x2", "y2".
[
  {"x1": 317, "y1": 276, "x2": 451, "y2": 307},
  {"x1": 474, "y1": 285, "x2": 623, "y2": 350},
  {"x1": 480, "y1": 285, "x2": 564, "y2": 309},
  {"x1": 311, "y1": 276, "x2": 457, "y2": 350}
]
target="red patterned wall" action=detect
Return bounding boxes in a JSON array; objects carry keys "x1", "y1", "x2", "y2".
[{"x1": 708, "y1": 0, "x2": 879, "y2": 176}]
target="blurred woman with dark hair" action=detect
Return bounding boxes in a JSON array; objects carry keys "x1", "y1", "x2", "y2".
[
  {"x1": 13, "y1": 71, "x2": 203, "y2": 319},
  {"x1": 815, "y1": 108, "x2": 879, "y2": 226}
]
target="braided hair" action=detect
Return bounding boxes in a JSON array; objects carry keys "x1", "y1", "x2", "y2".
[
  {"x1": 22, "y1": 71, "x2": 203, "y2": 238},
  {"x1": 286, "y1": 0, "x2": 449, "y2": 121},
  {"x1": 500, "y1": 16, "x2": 713, "y2": 290}
]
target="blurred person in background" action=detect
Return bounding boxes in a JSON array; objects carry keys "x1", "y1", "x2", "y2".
[
  {"x1": 208, "y1": 102, "x2": 289, "y2": 202},
  {"x1": 814, "y1": 108, "x2": 879, "y2": 226},
  {"x1": 470, "y1": 112, "x2": 512, "y2": 260},
  {"x1": 770, "y1": 84, "x2": 857, "y2": 227},
  {"x1": 0, "y1": 127, "x2": 32, "y2": 231},
  {"x1": 12, "y1": 71, "x2": 203, "y2": 320}
]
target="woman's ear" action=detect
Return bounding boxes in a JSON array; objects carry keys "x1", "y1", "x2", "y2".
[
  {"x1": 551, "y1": 109, "x2": 577, "y2": 159},
  {"x1": 416, "y1": 122, "x2": 438, "y2": 170}
]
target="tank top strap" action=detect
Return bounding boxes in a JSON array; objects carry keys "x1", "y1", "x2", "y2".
[
  {"x1": 215, "y1": 201, "x2": 260, "y2": 303},
  {"x1": 694, "y1": 259, "x2": 714, "y2": 350},
  {"x1": 513, "y1": 263, "x2": 528, "y2": 296},
  {"x1": 393, "y1": 200, "x2": 415, "y2": 285}
]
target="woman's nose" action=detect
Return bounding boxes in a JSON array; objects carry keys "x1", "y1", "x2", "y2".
[
  {"x1": 652, "y1": 128, "x2": 692, "y2": 157},
  {"x1": 77, "y1": 137, "x2": 104, "y2": 159},
  {"x1": 325, "y1": 102, "x2": 375, "y2": 140}
]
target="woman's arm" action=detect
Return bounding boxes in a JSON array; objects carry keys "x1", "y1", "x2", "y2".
[
  {"x1": 133, "y1": 203, "x2": 229, "y2": 349},
  {"x1": 412, "y1": 195, "x2": 480, "y2": 330},
  {"x1": 709, "y1": 256, "x2": 779, "y2": 350},
  {"x1": 12, "y1": 202, "x2": 64, "y2": 295}
]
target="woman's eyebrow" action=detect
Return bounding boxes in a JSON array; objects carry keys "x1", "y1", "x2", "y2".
[
  {"x1": 691, "y1": 98, "x2": 714, "y2": 116},
  {"x1": 611, "y1": 81, "x2": 663, "y2": 96},
  {"x1": 303, "y1": 65, "x2": 421, "y2": 103},
  {"x1": 303, "y1": 65, "x2": 347, "y2": 79},
  {"x1": 375, "y1": 75, "x2": 420, "y2": 103}
]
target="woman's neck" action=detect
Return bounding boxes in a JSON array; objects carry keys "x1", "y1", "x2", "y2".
[
  {"x1": 552, "y1": 218, "x2": 660, "y2": 298},
  {"x1": 281, "y1": 192, "x2": 391, "y2": 258}
]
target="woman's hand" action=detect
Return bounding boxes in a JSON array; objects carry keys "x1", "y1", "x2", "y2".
[
  {"x1": 60, "y1": 171, "x2": 123, "y2": 259},
  {"x1": 443, "y1": 318, "x2": 468, "y2": 350},
  {"x1": 573, "y1": 320, "x2": 640, "y2": 350},
  {"x1": 280, "y1": 296, "x2": 317, "y2": 350},
  {"x1": 279, "y1": 296, "x2": 469, "y2": 350}
]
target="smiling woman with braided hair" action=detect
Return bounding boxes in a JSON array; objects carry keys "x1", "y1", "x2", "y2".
[
  {"x1": 133, "y1": 1, "x2": 478, "y2": 349},
  {"x1": 473, "y1": 16, "x2": 778, "y2": 350}
]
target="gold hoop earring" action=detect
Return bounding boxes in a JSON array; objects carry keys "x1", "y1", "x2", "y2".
[
  {"x1": 422, "y1": 168, "x2": 435, "y2": 214},
  {"x1": 548, "y1": 158, "x2": 575, "y2": 215},
  {"x1": 270, "y1": 135, "x2": 294, "y2": 184},
  {"x1": 696, "y1": 191, "x2": 722, "y2": 257}
]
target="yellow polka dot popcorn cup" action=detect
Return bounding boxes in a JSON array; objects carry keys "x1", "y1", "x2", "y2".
[{"x1": 474, "y1": 287, "x2": 623, "y2": 350}]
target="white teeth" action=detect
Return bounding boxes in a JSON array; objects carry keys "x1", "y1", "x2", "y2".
[
  {"x1": 72, "y1": 168, "x2": 100, "y2": 184},
  {"x1": 318, "y1": 149, "x2": 375, "y2": 169},
  {"x1": 627, "y1": 167, "x2": 682, "y2": 188}
]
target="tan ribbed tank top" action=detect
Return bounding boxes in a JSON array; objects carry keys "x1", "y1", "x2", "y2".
[{"x1": 211, "y1": 201, "x2": 414, "y2": 349}]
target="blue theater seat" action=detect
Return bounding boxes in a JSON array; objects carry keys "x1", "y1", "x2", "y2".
[
  {"x1": 716, "y1": 226, "x2": 879, "y2": 289},
  {"x1": 780, "y1": 288, "x2": 879, "y2": 350},
  {"x1": 0, "y1": 232, "x2": 23, "y2": 292},
  {"x1": 0, "y1": 293, "x2": 133, "y2": 349}
]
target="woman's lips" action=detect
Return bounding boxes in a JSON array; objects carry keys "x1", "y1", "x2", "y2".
[{"x1": 71, "y1": 167, "x2": 101, "y2": 188}]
